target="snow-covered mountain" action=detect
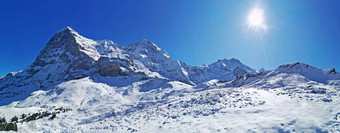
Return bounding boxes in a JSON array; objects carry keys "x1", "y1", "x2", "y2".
[
  {"x1": 0, "y1": 27, "x2": 339, "y2": 132},
  {"x1": 0, "y1": 27, "x2": 255, "y2": 106}
]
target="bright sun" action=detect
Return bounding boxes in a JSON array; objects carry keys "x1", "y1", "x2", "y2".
[{"x1": 247, "y1": 8, "x2": 266, "y2": 31}]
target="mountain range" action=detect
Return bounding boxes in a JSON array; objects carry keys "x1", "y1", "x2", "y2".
[{"x1": 0, "y1": 27, "x2": 339, "y2": 132}]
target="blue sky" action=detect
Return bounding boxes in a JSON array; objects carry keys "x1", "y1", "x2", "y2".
[{"x1": 1, "y1": 0, "x2": 340, "y2": 76}]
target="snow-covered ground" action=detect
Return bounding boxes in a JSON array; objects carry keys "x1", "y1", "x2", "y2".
[{"x1": 0, "y1": 75, "x2": 338, "y2": 132}]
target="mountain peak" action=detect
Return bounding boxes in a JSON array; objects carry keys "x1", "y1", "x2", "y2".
[
  {"x1": 230, "y1": 58, "x2": 240, "y2": 62},
  {"x1": 276, "y1": 62, "x2": 340, "y2": 84},
  {"x1": 65, "y1": 26, "x2": 73, "y2": 30},
  {"x1": 56, "y1": 26, "x2": 80, "y2": 37},
  {"x1": 209, "y1": 58, "x2": 255, "y2": 73},
  {"x1": 58, "y1": 26, "x2": 74, "y2": 32},
  {"x1": 277, "y1": 62, "x2": 317, "y2": 70},
  {"x1": 125, "y1": 39, "x2": 169, "y2": 59},
  {"x1": 133, "y1": 39, "x2": 161, "y2": 51},
  {"x1": 216, "y1": 58, "x2": 241, "y2": 64},
  {"x1": 258, "y1": 68, "x2": 265, "y2": 72},
  {"x1": 139, "y1": 39, "x2": 152, "y2": 43}
]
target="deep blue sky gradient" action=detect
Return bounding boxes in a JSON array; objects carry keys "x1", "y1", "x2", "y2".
[{"x1": 1, "y1": 0, "x2": 340, "y2": 76}]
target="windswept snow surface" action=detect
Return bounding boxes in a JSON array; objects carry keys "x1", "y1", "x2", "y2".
[{"x1": 0, "y1": 27, "x2": 339, "y2": 132}]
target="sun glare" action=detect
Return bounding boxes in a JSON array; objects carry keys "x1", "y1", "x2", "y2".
[
  {"x1": 247, "y1": 8, "x2": 266, "y2": 31},
  {"x1": 248, "y1": 8, "x2": 263, "y2": 26}
]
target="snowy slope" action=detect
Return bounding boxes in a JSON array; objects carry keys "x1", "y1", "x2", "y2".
[
  {"x1": 0, "y1": 27, "x2": 339, "y2": 132},
  {"x1": 2, "y1": 75, "x2": 339, "y2": 132}
]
